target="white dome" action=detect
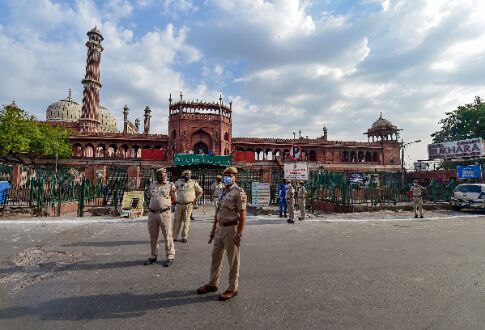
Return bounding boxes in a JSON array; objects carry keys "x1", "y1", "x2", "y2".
[
  {"x1": 97, "y1": 105, "x2": 118, "y2": 132},
  {"x1": 46, "y1": 91, "x2": 81, "y2": 122}
]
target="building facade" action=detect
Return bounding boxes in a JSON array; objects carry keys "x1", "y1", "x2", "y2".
[{"x1": 38, "y1": 27, "x2": 401, "y2": 173}]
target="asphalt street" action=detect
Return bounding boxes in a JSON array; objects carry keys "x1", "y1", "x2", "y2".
[{"x1": 1, "y1": 210, "x2": 485, "y2": 329}]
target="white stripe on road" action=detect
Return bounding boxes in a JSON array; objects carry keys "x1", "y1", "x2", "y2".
[{"x1": 1, "y1": 213, "x2": 485, "y2": 224}]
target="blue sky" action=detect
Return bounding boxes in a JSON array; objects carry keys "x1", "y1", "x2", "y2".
[{"x1": 1, "y1": 0, "x2": 485, "y2": 167}]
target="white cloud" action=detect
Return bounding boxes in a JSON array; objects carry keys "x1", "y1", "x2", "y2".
[
  {"x1": 2, "y1": 0, "x2": 485, "y2": 165},
  {"x1": 163, "y1": 0, "x2": 198, "y2": 16},
  {"x1": 212, "y1": 0, "x2": 315, "y2": 39}
]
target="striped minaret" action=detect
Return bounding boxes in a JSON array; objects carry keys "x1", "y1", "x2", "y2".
[{"x1": 80, "y1": 26, "x2": 103, "y2": 133}]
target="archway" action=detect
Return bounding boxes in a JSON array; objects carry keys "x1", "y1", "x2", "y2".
[
  {"x1": 191, "y1": 129, "x2": 212, "y2": 154},
  {"x1": 309, "y1": 150, "x2": 317, "y2": 162},
  {"x1": 194, "y1": 141, "x2": 209, "y2": 154},
  {"x1": 72, "y1": 144, "x2": 83, "y2": 157},
  {"x1": 84, "y1": 144, "x2": 94, "y2": 158}
]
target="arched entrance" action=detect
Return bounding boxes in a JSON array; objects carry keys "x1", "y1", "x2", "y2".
[
  {"x1": 194, "y1": 141, "x2": 209, "y2": 154},
  {"x1": 191, "y1": 129, "x2": 212, "y2": 154}
]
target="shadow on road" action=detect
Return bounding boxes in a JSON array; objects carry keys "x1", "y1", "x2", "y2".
[
  {"x1": 0, "y1": 259, "x2": 150, "y2": 277},
  {"x1": 65, "y1": 259, "x2": 146, "y2": 271},
  {"x1": 63, "y1": 240, "x2": 149, "y2": 247},
  {"x1": 0, "y1": 290, "x2": 215, "y2": 320}
]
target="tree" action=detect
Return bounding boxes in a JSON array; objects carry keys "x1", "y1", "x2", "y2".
[
  {"x1": 431, "y1": 96, "x2": 485, "y2": 143},
  {"x1": 0, "y1": 103, "x2": 71, "y2": 164}
]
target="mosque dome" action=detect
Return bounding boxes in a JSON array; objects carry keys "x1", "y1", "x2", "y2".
[
  {"x1": 97, "y1": 105, "x2": 118, "y2": 132},
  {"x1": 371, "y1": 113, "x2": 394, "y2": 129},
  {"x1": 46, "y1": 90, "x2": 81, "y2": 122}
]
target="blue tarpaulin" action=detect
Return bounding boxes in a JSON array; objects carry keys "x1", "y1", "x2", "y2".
[{"x1": 0, "y1": 181, "x2": 11, "y2": 206}]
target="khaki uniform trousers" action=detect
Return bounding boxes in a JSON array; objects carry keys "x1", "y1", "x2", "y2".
[
  {"x1": 298, "y1": 198, "x2": 306, "y2": 220},
  {"x1": 208, "y1": 225, "x2": 240, "y2": 292},
  {"x1": 413, "y1": 197, "x2": 423, "y2": 216},
  {"x1": 174, "y1": 203, "x2": 193, "y2": 240},
  {"x1": 147, "y1": 210, "x2": 175, "y2": 259},
  {"x1": 287, "y1": 198, "x2": 295, "y2": 220}
]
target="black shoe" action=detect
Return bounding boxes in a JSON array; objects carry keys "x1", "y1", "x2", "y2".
[
  {"x1": 284, "y1": 213, "x2": 287, "y2": 218},
  {"x1": 190, "y1": 215, "x2": 194, "y2": 220},
  {"x1": 298, "y1": 217, "x2": 302, "y2": 221},
  {"x1": 420, "y1": 215, "x2": 424, "y2": 218},
  {"x1": 164, "y1": 259, "x2": 174, "y2": 267},
  {"x1": 144, "y1": 257, "x2": 157, "y2": 265},
  {"x1": 287, "y1": 219, "x2": 295, "y2": 224},
  {"x1": 414, "y1": 215, "x2": 418, "y2": 218},
  {"x1": 173, "y1": 239, "x2": 178, "y2": 242},
  {"x1": 279, "y1": 213, "x2": 283, "y2": 218},
  {"x1": 181, "y1": 238, "x2": 188, "y2": 243}
]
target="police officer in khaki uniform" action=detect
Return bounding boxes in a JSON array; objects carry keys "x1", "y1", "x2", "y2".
[
  {"x1": 297, "y1": 181, "x2": 307, "y2": 221},
  {"x1": 287, "y1": 180, "x2": 296, "y2": 224},
  {"x1": 173, "y1": 170, "x2": 203, "y2": 243},
  {"x1": 211, "y1": 175, "x2": 224, "y2": 210},
  {"x1": 197, "y1": 166, "x2": 247, "y2": 301},
  {"x1": 144, "y1": 168, "x2": 176, "y2": 267},
  {"x1": 411, "y1": 180, "x2": 426, "y2": 218}
]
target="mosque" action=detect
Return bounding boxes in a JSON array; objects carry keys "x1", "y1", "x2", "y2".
[{"x1": 39, "y1": 26, "x2": 402, "y2": 173}]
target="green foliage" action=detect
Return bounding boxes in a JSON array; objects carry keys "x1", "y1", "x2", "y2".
[
  {"x1": 431, "y1": 96, "x2": 485, "y2": 143},
  {"x1": 0, "y1": 104, "x2": 71, "y2": 162}
]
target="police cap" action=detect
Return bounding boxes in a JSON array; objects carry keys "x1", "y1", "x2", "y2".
[
  {"x1": 216, "y1": 175, "x2": 222, "y2": 179},
  {"x1": 223, "y1": 166, "x2": 238, "y2": 175},
  {"x1": 155, "y1": 168, "x2": 167, "y2": 174}
]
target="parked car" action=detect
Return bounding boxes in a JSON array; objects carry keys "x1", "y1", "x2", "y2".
[{"x1": 450, "y1": 183, "x2": 485, "y2": 211}]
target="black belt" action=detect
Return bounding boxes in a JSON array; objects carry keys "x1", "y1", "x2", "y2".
[
  {"x1": 176, "y1": 201, "x2": 193, "y2": 205},
  {"x1": 150, "y1": 206, "x2": 171, "y2": 213},
  {"x1": 220, "y1": 220, "x2": 238, "y2": 227}
]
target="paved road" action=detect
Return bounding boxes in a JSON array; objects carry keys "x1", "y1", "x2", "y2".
[{"x1": 1, "y1": 211, "x2": 485, "y2": 329}]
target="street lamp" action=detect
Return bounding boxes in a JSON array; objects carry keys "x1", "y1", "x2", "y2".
[{"x1": 401, "y1": 139, "x2": 422, "y2": 171}]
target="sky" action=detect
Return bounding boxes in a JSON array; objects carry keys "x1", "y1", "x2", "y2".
[{"x1": 1, "y1": 0, "x2": 485, "y2": 168}]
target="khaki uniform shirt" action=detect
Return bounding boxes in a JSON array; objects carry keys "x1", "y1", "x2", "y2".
[
  {"x1": 286, "y1": 185, "x2": 295, "y2": 200},
  {"x1": 412, "y1": 185, "x2": 424, "y2": 198},
  {"x1": 211, "y1": 181, "x2": 225, "y2": 200},
  {"x1": 175, "y1": 178, "x2": 203, "y2": 203},
  {"x1": 148, "y1": 181, "x2": 175, "y2": 210},
  {"x1": 217, "y1": 184, "x2": 247, "y2": 224},
  {"x1": 297, "y1": 186, "x2": 307, "y2": 199}
]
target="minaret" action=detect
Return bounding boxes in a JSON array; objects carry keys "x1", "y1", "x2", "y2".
[
  {"x1": 80, "y1": 26, "x2": 103, "y2": 133},
  {"x1": 123, "y1": 104, "x2": 129, "y2": 133},
  {"x1": 143, "y1": 106, "x2": 152, "y2": 134}
]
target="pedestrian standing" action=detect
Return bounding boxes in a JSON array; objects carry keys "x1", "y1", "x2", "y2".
[
  {"x1": 297, "y1": 181, "x2": 307, "y2": 221},
  {"x1": 144, "y1": 168, "x2": 176, "y2": 267},
  {"x1": 411, "y1": 180, "x2": 425, "y2": 218},
  {"x1": 197, "y1": 166, "x2": 247, "y2": 301},
  {"x1": 211, "y1": 175, "x2": 224, "y2": 210},
  {"x1": 173, "y1": 170, "x2": 203, "y2": 243},
  {"x1": 287, "y1": 181, "x2": 295, "y2": 224},
  {"x1": 277, "y1": 179, "x2": 289, "y2": 217}
]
